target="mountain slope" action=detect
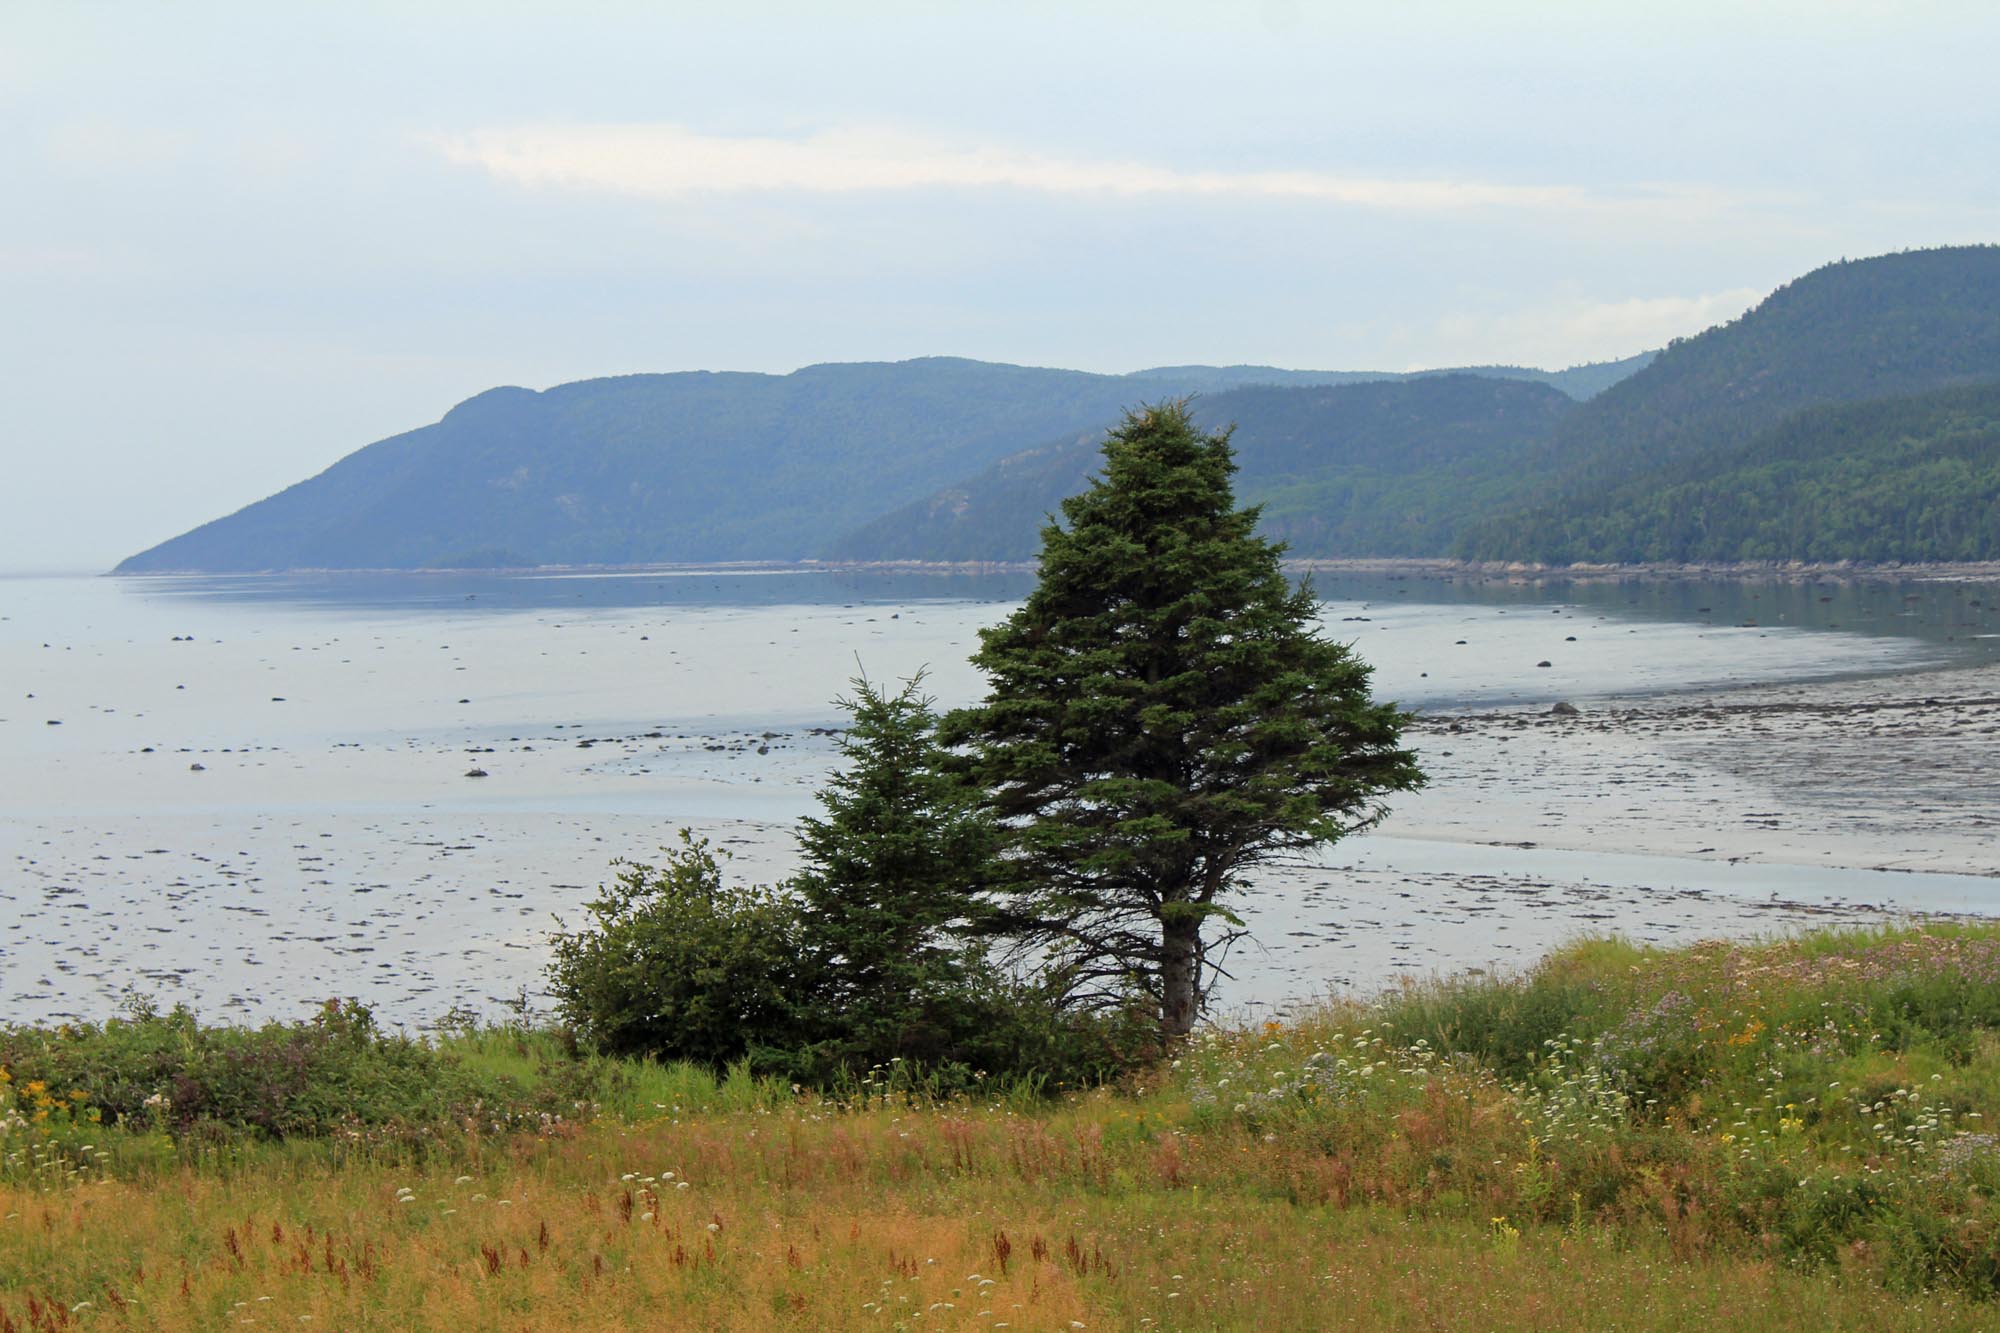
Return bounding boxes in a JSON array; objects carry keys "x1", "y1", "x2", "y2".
[
  {"x1": 1457, "y1": 245, "x2": 2000, "y2": 560},
  {"x1": 114, "y1": 356, "x2": 1643, "y2": 573},
  {"x1": 828, "y1": 375, "x2": 1576, "y2": 561},
  {"x1": 117, "y1": 360, "x2": 1188, "y2": 571},
  {"x1": 1120, "y1": 351, "x2": 1653, "y2": 399},
  {"x1": 1471, "y1": 381, "x2": 2000, "y2": 564}
]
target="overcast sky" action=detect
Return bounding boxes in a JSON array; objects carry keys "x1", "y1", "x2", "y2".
[{"x1": 5, "y1": 1, "x2": 1997, "y2": 570}]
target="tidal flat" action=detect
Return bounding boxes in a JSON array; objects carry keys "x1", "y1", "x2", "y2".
[{"x1": 2, "y1": 566, "x2": 1996, "y2": 1026}]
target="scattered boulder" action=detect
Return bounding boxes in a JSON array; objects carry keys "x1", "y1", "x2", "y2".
[
  {"x1": 1536, "y1": 660, "x2": 1553, "y2": 668},
  {"x1": 464, "y1": 767, "x2": 490, "y2": 779},
  {"x1": 188, "y1": 763, "x2": 206, "y2": 772},
  {"x1": 1549, "y1": 701, "x2": 1580, "y2": 717}
]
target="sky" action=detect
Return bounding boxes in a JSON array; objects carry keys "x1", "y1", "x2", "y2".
[{"x1": 4, "y1": 1, "x2": 1997, "y2": 571}]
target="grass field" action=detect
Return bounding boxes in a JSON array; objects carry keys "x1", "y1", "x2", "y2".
[{"x1": 8, "y1": 924, "x2": 2000, "y2": 1329}]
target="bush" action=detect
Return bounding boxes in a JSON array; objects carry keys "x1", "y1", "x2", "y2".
[
  {"x1": 0, "y1": 998, "x2": 543, "y2": 1145},
  {"x1": 547, "y1": 832, "x2": 816, "y2": 1066},
  {"x1": 544, "y1": 818, "x2": 1156, "y2": 1090}
]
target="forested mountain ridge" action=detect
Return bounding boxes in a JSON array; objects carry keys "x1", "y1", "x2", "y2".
[
  {"x1": 1456, "y1": 245, "x2": 2000, "y2": 560},
  {"x1": 111, "y1": 245, "x2": 2000, "y2": 575},
  {"x1": 114, "y1": 356, "x2": 1641, "y2": 573},
  {"x1": 1468, "y1": 381, "x2": 2000, "y2": 564},
  {"x1": 828, "y1": 376, "x2": 1576, "y2": 561},
  {"x1": 1118, "y1": 351, "x2": 1652, "y2": 399}
]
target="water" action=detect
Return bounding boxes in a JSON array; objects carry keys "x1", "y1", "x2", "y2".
[{"x1": 2, "y1": 567, "x2": 1996, "y2": 1023}]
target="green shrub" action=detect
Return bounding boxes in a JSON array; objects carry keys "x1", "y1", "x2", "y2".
[
  {"x1": 0, "y1": 998, "x2": 543, "y2": 1144},
  {"x1": 547, "y1": 832, "x2": 814, "y2": 1066}
]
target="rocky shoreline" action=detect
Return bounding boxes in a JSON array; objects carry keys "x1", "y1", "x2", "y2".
[{"x1": 1392, "y1": 660, "x2": 2000, "y2": 880}]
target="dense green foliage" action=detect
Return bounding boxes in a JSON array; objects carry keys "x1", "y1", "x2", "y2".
[
  {"x1": 943, "y1": 402, "x2": 1424, "y2": 1037},
  {"x1": 788, "y1": 676, "x2": 1001, "y2": 1069},
  {"x1": 830, "y1": 374, "x2": 1572, "y2": 561},
  {"x1": 546, "y1": 701, "x2": 1147, "y2": 1089},
  {"x1": 0, "y1": 998, "x2": 548, "y2": 1142},
  {"x1": 113, "y1": 357, "x2": 1630, "y2": 574},
  {"x1": 547, "y1": 832, "x2": 811, "y2": 1067},
  {"x1": 1460, "y1": 245, "x2": 2000, "y2": 561},
  {"x1": 1463, "y1": 382, "x2": 2000, "y2": 563}
]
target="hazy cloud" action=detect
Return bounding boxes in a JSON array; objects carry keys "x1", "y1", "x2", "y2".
[
  {"x1": 42, "y1": 119, "x2": 194, "y2": 174},
  {"x1": 1430, "y1": 287, "x2": 1768, "y2": 368},
  {"x1": 425, "y1": 122, "x2": 1757, "y2": 221}
]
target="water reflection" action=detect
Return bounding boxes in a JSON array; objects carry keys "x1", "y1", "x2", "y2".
[{"x1": 119, "y1": 565, "x2": 2000, "y2": 666}]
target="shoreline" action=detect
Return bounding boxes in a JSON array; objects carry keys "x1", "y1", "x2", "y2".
[
  {"x1": 4, "y1": 572, "x2": 1995, "y2": 1027},
  {"x1": 95, "y1": 556, "x2": 2000, "y2": 584},
  {"x1": 1388, "y1": 657, "x2": 2000, "y2": 882}
]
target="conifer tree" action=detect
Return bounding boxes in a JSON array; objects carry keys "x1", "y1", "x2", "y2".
[
  {"x1": 793, "y1": 673, "x2": 997, "y2": 1067},
  {"x1": 944, "y1": 401, "x2": 1423, "y2": 1038}
]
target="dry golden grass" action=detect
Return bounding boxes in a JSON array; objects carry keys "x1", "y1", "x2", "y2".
[{"x1": 3, "y1": 1105, "x2": 1992, "y2": 1331}]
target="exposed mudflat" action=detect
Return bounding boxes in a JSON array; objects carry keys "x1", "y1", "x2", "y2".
[{"x1": 3, "y1": 569, "x2": 1995, "y2": 1027}]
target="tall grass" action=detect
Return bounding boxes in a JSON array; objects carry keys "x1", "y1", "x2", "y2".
[{"x1": 8, "y1": 924, "x2": 2000, "y2": 1327}]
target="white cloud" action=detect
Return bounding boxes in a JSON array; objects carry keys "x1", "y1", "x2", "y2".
[
  {"x1": 423, "y1": 122, "x2": 1758, "y2": 221},
  {"x1": 1427, "y1": 286, "x2": 1767, "y2": 368},
  {"x1": 1552, "y1": 287, "x2": 1766, "y2": 350}
]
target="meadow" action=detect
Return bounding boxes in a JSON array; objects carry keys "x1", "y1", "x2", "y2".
[{"x1": 7, "y1": 923, "x2": 2000, "y2": 1330}]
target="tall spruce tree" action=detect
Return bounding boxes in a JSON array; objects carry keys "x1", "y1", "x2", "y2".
[
  {"x1": 943, "y1": 401, "x2": 1424, "y2": 1038},
  {"x1": 793, "y1": 673, "x2": 998, "y2": 1069}
]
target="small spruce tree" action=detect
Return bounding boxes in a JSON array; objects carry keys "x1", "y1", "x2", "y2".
[
  {"x1": 944, "y1": 401, "x2": 1424, "y2": 1038},
  {"x1": 792, "y1": 673, "x2": 998, "y2": 1070}
]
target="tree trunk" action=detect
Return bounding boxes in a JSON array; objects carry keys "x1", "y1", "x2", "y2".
[{"x1": 1160, "y1": 915, "x2": 1200, "y2": 1038}]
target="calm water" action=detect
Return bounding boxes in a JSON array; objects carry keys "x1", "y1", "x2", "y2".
[{"x1": 2, "y1": 566, "x2": 1996, "y2": 1022}]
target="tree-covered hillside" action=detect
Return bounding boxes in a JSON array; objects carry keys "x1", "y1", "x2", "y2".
[
  {"x1": 829, "y1": 376, "x2": 1574, "y2": 561},
  {"x1": 1457, "y1": 245, "x2": 2000, "y2": 560},
  {"x1": 114, "y1": 356, "x2": 1637, "y2": 573},
  {"x1": 111, "y1": 246, "x2": 2000, "y2": 575},
  {"x1": 1465, "y1": 381, "x2": 2000, "y2": 564},
  {"x1": 116, "y1": 360, "x2": 1168, "y2": 571},
  {"x1": 1120, "y1": 351, "x2": 1652, "y2": 399}
]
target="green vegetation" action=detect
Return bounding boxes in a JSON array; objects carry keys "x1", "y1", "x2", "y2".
[
  {"x1": 547, "y1": 833, "x2": 815, "y2": 1070},
  {"x1": 10, "y1": 926, "x2": 2000, "y2": 1328},
  {"x1": 831, "y1": 374, "x2": 1573, "y2": 562},
  {"x1": 944, "y1": 402, "x2": 1423, "y2": 1036},
  {"x1": 786, "y1": 675, "x2": 1006, "y2": 1076},
  {"x1": 1462, "y1": 382, "x2": 2000, "y2": 564},
  {"x1": 545, "y1": 689, "x2": 1148, "y2": 1092},
  {"x1": 550, "y1": 407, "x2": 1417, "y2": 1062},
  {"x1": 112, "y1": 246, "x2": 2000, "y2": 574},
  {"x1": 843, "y1": 246, "x2": 2000, "y2": 568},
  {"x1": 1460, "y1": 245, "x2": 2000, "y2": 562}
]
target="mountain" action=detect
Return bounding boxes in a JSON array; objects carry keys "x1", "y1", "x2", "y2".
[
  {"x1": 116, "y1": 245, "x2": 2000, "y2": 576},
  {"x1": 1456, "y1": 245, "x2": 2000, "y2": 560},
  {"x1": 1467, "y1": 381, "x2": 2000, "y2": 564},
  {"x1": 828, "y1": 375, "x2": 1576, "y2": 561},
  {"x1": 113, "y1": 356, "x2": 1643, "y2": 573},
  {"x1": 1119, "y1": 351, "x2": 1653, "y2": 399}
]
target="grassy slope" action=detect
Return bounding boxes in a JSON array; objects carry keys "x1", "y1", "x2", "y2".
[{"x1": 10, "y1": 925, "x2": 2000, "y2": 1328}]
